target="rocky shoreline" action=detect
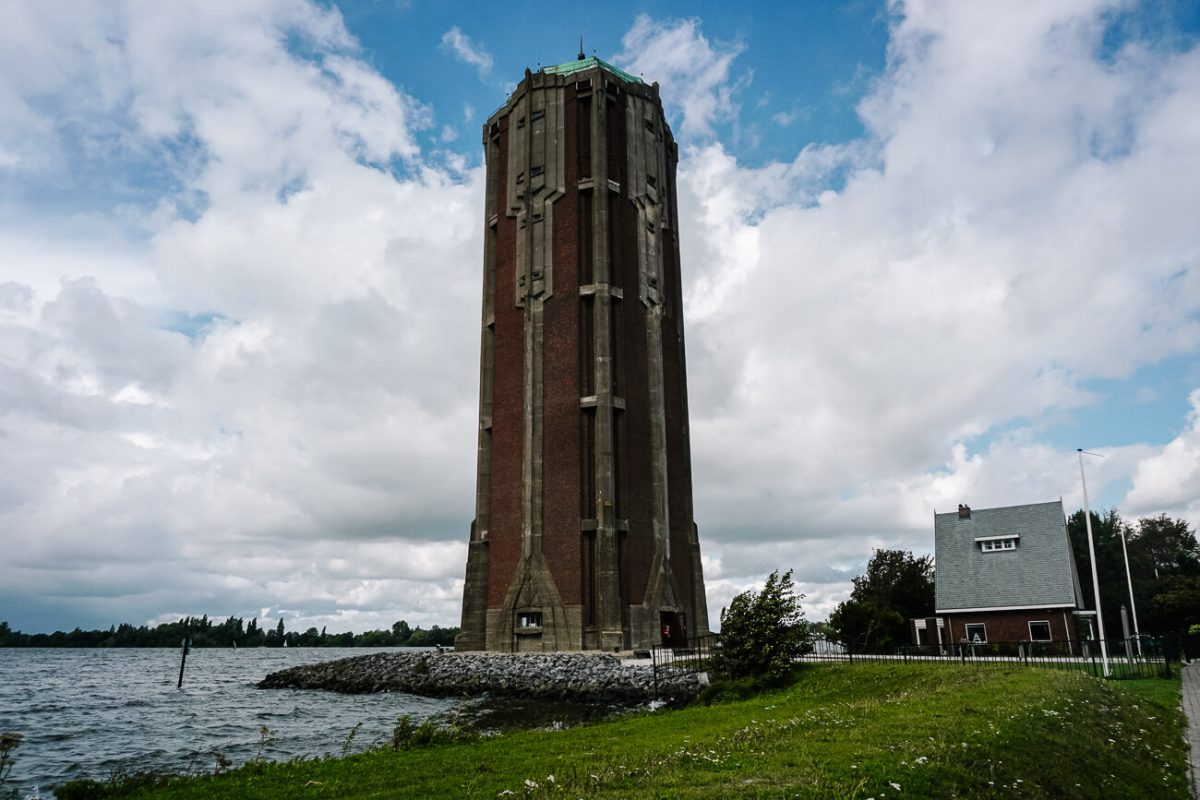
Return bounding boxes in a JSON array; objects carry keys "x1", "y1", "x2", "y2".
[{"x1": 257, "y1": 651, "x2": 704, "y2": 704}]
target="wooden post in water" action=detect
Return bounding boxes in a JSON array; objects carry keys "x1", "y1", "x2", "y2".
[{"x1": 178, "y1": 630, "x2": 191, "y2": 688}]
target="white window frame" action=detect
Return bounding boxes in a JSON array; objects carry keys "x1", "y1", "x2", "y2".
[
  {"x1": 979, "y1": 537, "x2": 1018, "y2": 552},
  {"x1": 1027, "y1": 620, "x2": 1052, "y2": 642},
  {"x1": 964, "y1": 623, "x2": 987, "y2": 643},
  {"x1": 516, "y1": 611, "x2": 543, "y2": 629}
]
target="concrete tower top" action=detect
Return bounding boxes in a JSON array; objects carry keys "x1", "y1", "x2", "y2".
[{"x1": 539, "y1": 56, "x2": 643, "y2": 85}]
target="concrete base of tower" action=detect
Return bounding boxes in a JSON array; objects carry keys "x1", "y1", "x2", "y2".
[
  {"x1": 599, "y1": 630, "x2": 625, "y2": 652},
  {"x1": 483, "y1": 605, "x2": 588, "y2": 652},
  {"x1": 455, "y1": 535, "x2": 490, "y2": 651}
]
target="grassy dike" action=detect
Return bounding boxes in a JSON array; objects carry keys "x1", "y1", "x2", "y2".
[{"x1": 105, "y1": 663, "x2": 1187, "y2": 799}]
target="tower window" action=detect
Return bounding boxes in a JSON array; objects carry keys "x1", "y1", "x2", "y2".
[{"x1": 516, "y1": 611, "x2": 543, "y2": 629}]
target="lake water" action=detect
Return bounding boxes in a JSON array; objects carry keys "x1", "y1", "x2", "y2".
[{"x1": 0, "y1": 648, "x2": 463, "y2": 798}]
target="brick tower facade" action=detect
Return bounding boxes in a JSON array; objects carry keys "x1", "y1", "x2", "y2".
[{"x1": 456, "y1": 56, "x2": 709, "y2": 652}]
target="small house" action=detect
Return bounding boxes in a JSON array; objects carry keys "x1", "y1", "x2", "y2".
[{"x1": 917, "y1": 500, "x2": 1085, "y2": 646}]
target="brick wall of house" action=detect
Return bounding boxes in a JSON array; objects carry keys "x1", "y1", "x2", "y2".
[{"x1": 943, "y1": 608, "x2": 1078, "y2": 643}]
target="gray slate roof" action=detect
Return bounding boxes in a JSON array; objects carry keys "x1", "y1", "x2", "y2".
[{"x1": 934, "y1": 500, "x2": 1082, "y2": 613}]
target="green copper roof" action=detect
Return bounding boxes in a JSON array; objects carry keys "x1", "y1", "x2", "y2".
[{"x1": 541, "y1": 56, "x2": 643, "y2": 85}]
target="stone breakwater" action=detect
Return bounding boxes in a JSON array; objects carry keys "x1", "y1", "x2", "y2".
[{"x1": 257, "y1": 651, "x2": 704, "y2": 704}]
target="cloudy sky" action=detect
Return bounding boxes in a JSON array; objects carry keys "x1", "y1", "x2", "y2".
[{"x1": 3, "y1": 0, "x2": 1199, "y2": 634}]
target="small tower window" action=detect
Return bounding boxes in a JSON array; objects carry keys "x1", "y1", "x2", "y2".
[{"x1": 516, "y1": 611, "x2": 543, "y2": 629}]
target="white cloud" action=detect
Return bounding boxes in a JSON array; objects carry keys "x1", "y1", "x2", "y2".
[
  {"x1": 663, "y1": 0, "x2": 1200, "y2": 608},
  {"x1": 613, "y1": 14, "x2": 745, "y2": 139},
  {"x1": 1123, "y1": 390, "x2": 1200, "y2": 525},
  {"x1": 0, "y1": 1, "x2": 480, "y2": 633},
  {"x1": 439, "y1": 26, "x2": 493, "y2": 79}
]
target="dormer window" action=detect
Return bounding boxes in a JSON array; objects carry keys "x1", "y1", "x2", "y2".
[{"x1": 976, "y1": 535, "x2": 1019, "y2": 552}]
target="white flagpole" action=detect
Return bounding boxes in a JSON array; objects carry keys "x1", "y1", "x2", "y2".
[
  {"x1": 1118, "y1": 524, "x2": 1143, "y2": 656},
  {"x1": 1078, "y1": 449, "x2": 1109, "y2": 677}
]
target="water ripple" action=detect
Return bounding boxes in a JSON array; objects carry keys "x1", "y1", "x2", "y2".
[{"x1": 0, "y1": 648, "x2": 460, "y2": 798}]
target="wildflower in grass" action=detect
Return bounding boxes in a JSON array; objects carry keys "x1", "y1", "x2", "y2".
[{"x1": 890, "y1": 781, "x2": 902, "y2": 790}]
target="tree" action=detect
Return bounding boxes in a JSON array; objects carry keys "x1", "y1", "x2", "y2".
[
  {"x1": 1069, "y1": 510, "x2": 1200, "y2": 637},
  {"x1": 1130, "y1": 515, "x2": 1200, "y2": 634},
  {"x1": 828, "y1": 549, "x2": 934, "y2": 650},
  {"x1": 828, "y1": 600, "x2": 904, "y2": 650},
  {"x1": 715, "y1": 570, "x2": 809, "y2": 681},
  {"x1": 1131, "y1": 514, "x2": 1200, "y2": 578},
  {"x1": 264, "y1": 618, "x2": 285, "y2": 647}
]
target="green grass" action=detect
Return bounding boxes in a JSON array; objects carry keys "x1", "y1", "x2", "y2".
[{"x1": 76, "y1": 664, "x2": 1188, "y2": 799}]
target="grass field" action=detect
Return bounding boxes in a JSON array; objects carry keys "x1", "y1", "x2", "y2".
[{"x1": 64, "y1": 663, "x2": 1188, "y2": 799}]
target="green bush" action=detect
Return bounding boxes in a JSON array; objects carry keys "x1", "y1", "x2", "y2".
[
  {"x1": 714, "y1": 569, "x2": 809, "y2": 681},
  {"x1": 1, "y1": 733, "x2": 21, "y2": 800},
  {"x1": 389, "y1": 715, "x2": 475, "y2": 750}
]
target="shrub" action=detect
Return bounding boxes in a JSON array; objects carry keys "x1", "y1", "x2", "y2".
[
  {"x1": 389, "y1": 715, "x2": 475, "y2": 750},
  {"x1": 1, "y1": 733, "x2": 21, "y2": 800},
  {"x1": 714, "y1": 569, "x2": 809, "y2": 681}
]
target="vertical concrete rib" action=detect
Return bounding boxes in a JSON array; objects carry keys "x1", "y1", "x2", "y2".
[
  {"x1": 457, "y1": 121, "x2": 500, "y2": 651},
  {"x1": 590, "y1": 78, "x2": 624, "y2": 652}
]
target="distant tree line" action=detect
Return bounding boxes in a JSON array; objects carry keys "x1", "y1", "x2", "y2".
[{"x1": 0, "y1": 616, "x2": 459, "y2": 648}]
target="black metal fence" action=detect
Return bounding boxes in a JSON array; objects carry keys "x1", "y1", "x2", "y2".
[
  {"x1": 802, "y1": 635, "x2": 1176, "y2": 679},
  {"x1": 650, "y1": 634, "x2": 1176, "y2": 690},
  {"x1": 651, "y1": 633, "x2": 719, "y2": 695}
]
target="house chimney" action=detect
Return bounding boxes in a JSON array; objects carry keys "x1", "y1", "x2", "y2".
[{"x1": 958, "y1": 504, "x2": 971, "y2": 519}]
